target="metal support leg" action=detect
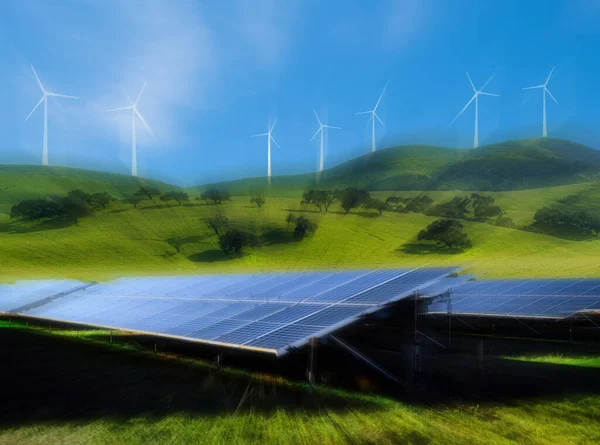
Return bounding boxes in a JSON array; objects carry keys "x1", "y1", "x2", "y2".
[{"x1": 308, "y1": 337, "x2": 318, "y2": 385}]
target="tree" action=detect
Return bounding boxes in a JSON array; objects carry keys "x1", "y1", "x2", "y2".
[
  {"x1": 10, "y1": 199, "x2": 63, "y2": 221},
  {"x1": 124, "y1": 196, "x2": 144, "y2": 208},
  {"x1": 67, "y1": 189, "x2": 93, "y2": 205},
  {"x1": 495, "y1": 215, "x2": 517, "y2": 229},
  {"x1": 404, "y1": 195, "x2": 434, "y2": 213},
  {"x1": 530, "y1": 206, "x2": 600, "y2": 238},
  {"x1": 161, "y1": 191, "x2": 189, "y2": 205},
  {"x1": 135, "y1": 186, "x2": 161, "y2": 201},
  {"x1": 471, "y1": 193, "x2": 502, "y2": 219},
  {"x1": 205, "y1": 213, "x2": 229, "y2": 236},
  {"x1": 59, "y1": 196, "x2": 92, "y2": 222},
  {"x1": 427, "y1": 196, "x2": 471, "y2": 220},
  {"x1": 363, "y1": 198, "x2": 390, "y2": 215},
  {"x1": 301, "y1": 190, "x2": 337, "y2": 212},
  {"x1": 294, "y1": 216, "x2": 318, "y2": 239},
  {"x1": 199, "y1": 189, "x2": 231, "y2": 205},
  {"x1": 251, "y1": 197, "x2": 265, "y2": 208},
  {"x1": 385, "y1": 196, "x2": 409, "y2": 210},
  {"x1": 335, "y1": 188, "x2": 370, "y2": 214},
  {"x1": 219, "y1": 229, "x2": 256, "y2": 254},
  {"x1": 286, "y1": 213, "x2": 297, "y2": 228},
  {"x1": 418, "y1": 219, "x2": 472, "y2": 249},
  {"x1": 90, "y1": 192, "x2": 113, "y2": 209}
]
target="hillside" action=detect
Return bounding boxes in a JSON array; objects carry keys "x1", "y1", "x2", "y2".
[
  {"x1": 189, "y1": 138, "x2": 600, "y2": 195},
  {"x1": 0, "y1": 165, "x2": 178, "y2": 216},
  {"x1": 1, "y1": 180, "x2": 599, "y2": 282}
]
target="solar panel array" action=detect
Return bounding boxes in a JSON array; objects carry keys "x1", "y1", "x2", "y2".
[
  {"x1": 426, "y1": 279, "x2": 600, "y2": 319},
  {"x1": 0, "y1": 280, "x2": 86, "y2": 313},
  {"x1": 1, "y1": 268, "x2": 457, "y2": 355}
]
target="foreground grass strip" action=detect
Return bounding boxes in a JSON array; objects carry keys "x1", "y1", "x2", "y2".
[{"x1": 505, "y1": 353, "x2": 600, "y2": 368}]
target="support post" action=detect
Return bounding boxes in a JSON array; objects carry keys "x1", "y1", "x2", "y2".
[
  {"x1": 154, "y1": 343, "x2": 157, "y2": 354},
  {"x1": 110, "y1": 331, "x2": 113, "y2": 345},
  {"x1": 447, "y1": 292, "x2": 452, "y2": 348},
  {"x1": 307, "y1": 337, "x2": 318, "y2": 386}
]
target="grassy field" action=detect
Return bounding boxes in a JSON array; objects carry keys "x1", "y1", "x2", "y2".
[
  {"x1": 1, "y1": 179, "x2": 599, "y2": 282},
  {"x1": 2, "y1": 321, "x2": 600, "y2": 445}
]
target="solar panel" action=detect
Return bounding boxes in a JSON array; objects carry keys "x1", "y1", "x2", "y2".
[
  {"x1": 426, "y1": 279, "x2": 600, "y2": 319},
  {"x1": 3, "y1": 268, "x2": 458, "y2": 355}
]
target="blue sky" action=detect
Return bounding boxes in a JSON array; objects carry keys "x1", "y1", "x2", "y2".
[{"x1": 0, "y1": 0, "x2": 599, "y2": 186}]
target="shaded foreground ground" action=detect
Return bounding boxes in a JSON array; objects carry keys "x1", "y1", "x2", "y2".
[{"x1": 1, "y1": 323, "x2": 600, "y2": 445}]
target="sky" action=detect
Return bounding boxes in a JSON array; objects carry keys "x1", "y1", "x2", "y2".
[{"x1": 0, "y1": 0, "x2": 599, "y2": 186}]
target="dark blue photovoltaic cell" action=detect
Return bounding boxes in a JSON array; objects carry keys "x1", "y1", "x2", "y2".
[
  {"x1": 295, "y1": 305, "x2": 367, "y2": 327},
  {"x1": 0, "y1": 280, "x2": 85, "y2": 312},
  {"x1": 245, "y1": 324, "x2": 319, "y2": 349},
  {"x1": 6, "y1": 268, "x2": 459, "y2": 354}
]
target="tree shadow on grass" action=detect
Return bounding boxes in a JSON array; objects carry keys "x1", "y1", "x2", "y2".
[
  {"x1": 0, "y1": 218, "x2": 76, "y2": 234},
  {"x1": 398, "y1": 243, "x2": 467, "y2": 255},
  {"x1": 166, "y1": 235, "x2": 207, "y2": 253},
  {"x1": 188, "y1": 250, "x2": 248, "y2": 262},
  {"x1": 260, "y1": 228, "x2": 301, "y2": 246}
]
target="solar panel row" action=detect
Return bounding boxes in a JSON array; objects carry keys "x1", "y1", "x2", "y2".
[
  {"x1": 1, "y1": 267, "x2": 458, "y2": 355},
  {"x1": 426, "y1": 279, "x2": 600, "y2": 318}
]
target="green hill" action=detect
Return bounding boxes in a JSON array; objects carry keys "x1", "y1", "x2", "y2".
[
  {"x1": 0, "y1": 165, "x2": 178, "y2": 217},
  {"x1": 1, "y1": 139, "x2": 599, "y2": 282},
  {"x1": 189, "y1": 138, "x2": 600, "y2": 195}
]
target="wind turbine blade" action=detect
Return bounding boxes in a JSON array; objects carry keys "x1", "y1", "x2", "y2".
[
  {"x1": 310, "y1": 127, "x2": 321, "y2": 142},
  {"x1": 480, "y1": 73, "x2": 495, "y2": 92},
  {"x1": 251, "y1": 133, "x2": 268, "y2": 138},
  {"x1": 545, "y1": 87, "x2": 558, "y2": 104},
  {"x1": 449, "y1": 94, "x2": 476, "y2": 127},
  {"x1": 312, "y1": 108, "x2": 322, "y2": 126},
  {"x1": 522, "y1": 85, "x2": 544, "y2": 90},
  {"x1": 323, "y1": 125, "x2": 341, "y2": 130},
  {"x1": 545, "y1": 66, "x2": 555, "y2": 85},
  {"x1": 135, "y1": 109, "x2": 156, "y2": 141},
  {"x1": 355, "y1": 110, "x2": 372, "y2": 115},
  {"x1": 136, "y1": 81, "x2": 147, "y2": 105},
  {"x1": 364, "y1": 114, "x2": 373, "y2": 129},
  {"x1": 47, "y1": 92, "x2": 79, "y2": 99},
  {"x1": 30, "y1": 65, "x2": 45, "y2": 93},
  {"x1": 374, "y1": 77, "x2": 390, "y2": 111},
  {"x1": 374, "y1": 112, "x2": 385, "y2": 127},
  {"x1": 270, "y1": 135, "x2": 281, "y2": 148},
  {"x1": 25, "y1": 96, "x2": 44, "y2": 121},
  {"x1": 269, "y1": 118, "x2": 278, "y2": 132},
  {"x1": 121, "y1": 87, "x2": 134, "y2": 105},
  {"x1": 465, "y1": 71, "x2": 476, "y2": 92},
  {"x1": 479, "y1": 92, "x2": 499, "y2": 97},
  {"x1": 106, "y1": 106, "x2": 133, "y2": 112}
]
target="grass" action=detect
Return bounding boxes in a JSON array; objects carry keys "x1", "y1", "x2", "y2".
[
  {"x1": 2, "y1": 321, "x2": 600, "y2": 445},
  {"x1": 506, "y1": 353, "x2": 600, "y2": 368},
  {"x1": 1, "y1": 181, "x2": 599, "y2": 282}
]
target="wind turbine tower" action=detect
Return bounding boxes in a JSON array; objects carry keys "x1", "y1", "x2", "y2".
[
  {"x1": 25, "y1": 65, "x2": 78, "y2": 166},
  {"x1": 523, "y1": 67, "x2": 558, "y2": 138},
  {"x1": 356, "y1": 79, "x2": 389, "y2": 152},
  {"x1": 310, "y1": 109, "x2": 341, "y2": 173},
  {"x1": 107, "y1": 82, "x2": 155, "y2": 177},
  {"x1": 252, "y1": 119, "x2": 280, "y2": 185},
  {"x1": 450, "y1": 72, "x2": 499, "y2": 148}
]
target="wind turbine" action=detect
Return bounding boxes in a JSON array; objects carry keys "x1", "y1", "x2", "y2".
[
  {"x1": 252, "y1": 119, "x2": 280, "y2": 184},
  {"x1": 523, "y1": 67, "x2": 558, "y2": 138},
  {"x1": 25, "y1": 65, "x2": 78, "y2": 166},
  {"x1": 106, "y1": 82, "x2": 155, "y2": 177},
  {"x1": 310, "y1": 109, "x2": 341, "y2": 173},
  {"x1": 450, "y1": 72, "x2": 499, "y2": 148},
  {"x1": 356, "y1": 79, "x2": 389, "y2": 152}
]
